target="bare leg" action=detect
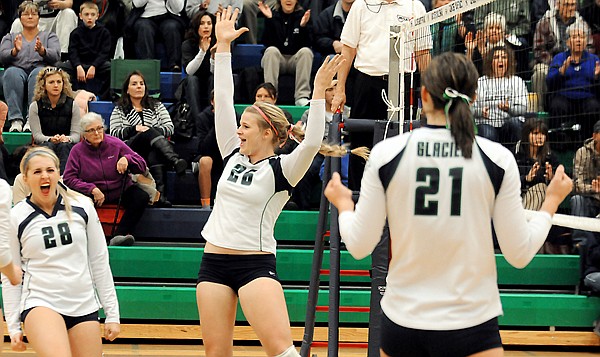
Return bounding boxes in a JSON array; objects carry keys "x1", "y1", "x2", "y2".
[
  {"x1": 68, "y1": 321, "x2": 103, "y2": 357},
  {"x1": 196, "y1": 282, "x2": 238, "y2": 357},
  {"x1": 23, "y1": 307, "x2": 72, "y2": 357},
  {"x1": 198, "y1": 156, "x2": 213, "y2": 207},
  {"x1": 239, "y1": 277, "x2": 294, "y2": 356}
]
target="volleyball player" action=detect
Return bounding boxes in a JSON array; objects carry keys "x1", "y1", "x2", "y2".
[
  {"x1": 324, "y1": 52, "x2": 573, "y2": 357},
  {"x1": 0, "y1": 179, "x2": 23, "y2": 285},
  {"x1": 195, "y1": 7, "x2": 346, "y2": 357},
  {"x1": 1, "y1": 147, "x2": 120, "y2": 355}
]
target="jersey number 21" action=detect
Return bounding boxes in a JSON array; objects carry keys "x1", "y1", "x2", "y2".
[{"x1": 415, "y1": 167, "x2": 463, "y2": 216}]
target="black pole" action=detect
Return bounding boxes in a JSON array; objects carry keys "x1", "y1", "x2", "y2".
[{"x1": 300, "y1": 157, "x2": 332, "y2": 357}]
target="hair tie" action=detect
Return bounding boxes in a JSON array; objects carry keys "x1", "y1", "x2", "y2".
[
  {"x1": 442, "y1": 87, "x2": 472, "y2": 129},
  {"x1": 252, "y1": 105, "x2": 278, "y2": 136}
]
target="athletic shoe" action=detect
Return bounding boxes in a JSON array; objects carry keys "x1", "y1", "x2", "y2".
[
  {"x1": 109, "y1": 234, "x2": 135, "y2": 246},
  {"x1": 9, "y1": 120, "x2": 23, "y2": 132},
  {"x1": 23, "y1": 122, "x2": 31, "y2": 132}
]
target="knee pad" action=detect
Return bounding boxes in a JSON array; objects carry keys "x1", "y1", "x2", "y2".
[{"x1": 274, "y1": 345, "x2": 300, "y2": 357}]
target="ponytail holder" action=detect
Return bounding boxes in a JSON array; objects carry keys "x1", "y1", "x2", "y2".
[
  {"x1": 442, "y1": 87, "x2": 472, "y2": 129},
  {"x1": 280, "y1": 124, "x2": 301, "y2": 148}
]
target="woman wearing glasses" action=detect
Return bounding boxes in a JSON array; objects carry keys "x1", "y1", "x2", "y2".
[
  {"x1": 63, "y1": 112, "x2": 150, "y2": 246},
  {"x1": 28, "y1": 66, "x2": 81, "y2": 173}
]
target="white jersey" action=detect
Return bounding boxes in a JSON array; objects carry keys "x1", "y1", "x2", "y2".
[
  {"x1": 1, "y1": 194, "x2": 119, "y2": 337},
  {"x1": 0, "y1": 179, "x2": 14, "y2": 268},
  {"x1": 201, "y1": 53, "x2": 325, "y2": 254},
  {"x1": 338, "y1": 126, "x2": 553, "y2": 330}
]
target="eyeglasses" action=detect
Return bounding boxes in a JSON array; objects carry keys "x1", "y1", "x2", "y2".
[
  {"x1": 20, "y1": 12, "x2": 39, "y2": 17},
  {"x1": 84, "y1": 126, "x2": 104, "y2": 134}
]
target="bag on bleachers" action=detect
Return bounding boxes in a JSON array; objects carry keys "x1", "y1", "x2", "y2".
[{"x1": 169, "y1": 100, "x2": 194, "y2": 140}]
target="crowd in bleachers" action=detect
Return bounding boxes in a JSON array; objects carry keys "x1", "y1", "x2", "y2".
[{"x1": 0, "y1": 0, "x2": 599, "y2": 254}]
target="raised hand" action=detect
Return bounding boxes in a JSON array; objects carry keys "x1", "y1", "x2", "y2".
[
  {"x1": 313, "y1": 55, "x2": 345, "y2": 97},
  {"x1": 325, "y1": 172, "x2": 354, "y2": 212},
  {"x1": 200, "y1": 34, "x2": 211, "y2": 52},
  {"x1": 300, "y1": 9, "x2": 311, "y2": 27},
  {"x1": 545, "y1": 165, "x2": 572, "y2": 204},
  {"x1": 526, "y1": 162, "x2": 540, "y2": 182},
  {"x1": 257, "y1": 1, "x2": 272, "y2": 18},
  {"x1": 34, "y1": 37, "x2": 45, "y2": 56},
  {"x1": 13, "y1": 34, "x2": 22, "y2": 53},
  {"x1": 560, "y1": 56, "x2": 572, "y2": 75},
  {"x1": 215, "y1": 6, "x2": 248, "y2": 51},
  {"x1": 545, "y1": 162, "x2": 554, "y2": 181}
]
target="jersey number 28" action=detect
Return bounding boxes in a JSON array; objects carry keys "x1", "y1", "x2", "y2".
[
  {"x1": 415, "y1": 167, "x2": 463, "y2": 216},
  {"x1": 41, "y1": 223, "x2": 73, "y2": 249}
]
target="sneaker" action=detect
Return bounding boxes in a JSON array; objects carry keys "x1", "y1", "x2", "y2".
[
  {"x1": 9, "y1": 120, "x2": 23, "y2": 132},
  {"x1": 22, "y1": 122, "x2": 31, "y2": 132},
  {"x1": 109, "y1": 234, "x2": 135, "y2": 246},
  {"x1": 191, "y1": 161, "x2": 199, "y2": 175},
  {"x1": 295, "y1": 97, "x2": 310, "y2": 107}
]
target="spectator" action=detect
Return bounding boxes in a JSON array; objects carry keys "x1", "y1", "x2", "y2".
[
  {"x1": 72, "y1": 0, "x2": 127, "y2": 56},
  {"x1": 28, "y1": 67, "x2": 80, "y2": 173},
  {"x1": 238, "y1": 0, "x2": 275, "y2": 44},
  {"x1": 260, "y1": 0, "x2": 313, "y2": 107},
  {"x1": 312, "y1": 0, "x2": 352, "y2": 56},
  {"x1": 465, "y1": 12, "x2": 525, "y2": 75},
  {"x1": 193, "y1": 90, "x2": 239, "y2": 209},
  {"x1": 515, "y1": 118, "x2": 570, "y2": 254},
  {"x1": 571, "y1": 120, "x2": 600, "y2": 248},
  {"x1": 63, "y1": 112, "x2": 149, "y2": 246},
  {"x1": 332, "y1": 0, "x2": 431, "y2": 190},
  {"x1": 60, "y1": 1, "x2": 111, "y2": 100},
  {"x1": 0, "y1": 1, "x2": 60, "y2": 133},
  {"x1": 0, "y1": 101, "x2": 8, "y2": 180},
  {"x1": 10, "y1": 0, "x2": 78, "y2": 57},
  {"x1": 472, "y1": 46, "x2": 528, "y2": 151},
  {"x1": 430, "y1": 0, "x2": 469, "y2": 56},
  {"x1": 546, "y1": 21, "x2": 600, "y2": 138},
  {"x1": 131, "y1": 0, "x2": 186, "y2": 71},
  {"x1": 110, "y1": 70, "x2": 187, "y2": 207},
  {"x1": 580, "y1": 0, "x2": 599, "y2": 53},
  {"x1": 473, "y1": 0, "x2": 530, "y2": 75},
  {"x1": 186, "y1": 0, "x2": 242, "y2": 19},
  {"x1": 181, "y1": 11, "x2": 216, "y2": 118},
  {"x1": 0, "y1": 1, "x2": 18, "y2": 39},
  {"x1": 532, "y1": 0, "x2": 591, "y2": 111}
]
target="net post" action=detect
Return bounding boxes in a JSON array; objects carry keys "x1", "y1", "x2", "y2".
[{"x1": 389, "y1": 25, "x2": 403, "y2": 125}]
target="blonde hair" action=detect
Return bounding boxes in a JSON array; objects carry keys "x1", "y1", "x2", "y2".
[
  {"x1": 245, "y1": 102, "x2": 370, "y2": 161},
  {"x1": 33, "y1": 67, "x2": 74, "y2": 102},
  {"x1": 484, "y1": 12, "x2": 506, "y2": 33},
  {"x1": 20, "y1": 147, "x2": 76, "y2": 218},
  {"x1": 80, "y1": 1, "x2": 99, "y2": 12}
]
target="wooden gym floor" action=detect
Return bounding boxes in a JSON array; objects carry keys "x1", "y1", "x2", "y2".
[{"x1": 1, "y1": 344, "x2": 600, "y2": 356}]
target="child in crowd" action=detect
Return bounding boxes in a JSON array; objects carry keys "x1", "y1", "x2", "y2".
[{"x1": 60, "y1": 1, "x2": 111, "y2": 100}]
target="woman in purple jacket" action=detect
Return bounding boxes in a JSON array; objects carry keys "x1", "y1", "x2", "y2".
[{"x1": 63, "y1": 112, "x2": 149, "y2": 246}]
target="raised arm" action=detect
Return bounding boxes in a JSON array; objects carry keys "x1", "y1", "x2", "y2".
[
  {"x1": 214, "y1": 7, "x2": 248, "y2": 158},
  {"x1": 280, "y1": 55, "x2": 345, "y2": 186}
]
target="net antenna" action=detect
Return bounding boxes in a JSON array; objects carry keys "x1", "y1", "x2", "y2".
[{"x1": 385, "y1": 0, "x2": 496, "y2": 137}]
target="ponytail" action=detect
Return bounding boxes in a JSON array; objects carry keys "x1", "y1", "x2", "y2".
[{"x1": 421, "y1": 52, "x2": 479, "y2": 159}]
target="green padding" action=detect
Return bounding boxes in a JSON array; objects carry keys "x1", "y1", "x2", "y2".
[
  {"x1": 274, "y1": 211, "x2": 322, "y2": 241},
  {"x1": 104, "y1": 286, "x2": 599, "y2": 327},
  {"x1": 108, "y1": 247, "x2": 371, "y2": 283},
  {"x1": 109, "y1": 247, "x2": 579, "y2": 286},
  {"x1": 234, "y1": 104, "x2": 308, "y2": 123},
  {"x1": 2, "y1": 133, "x2": 32, "y2": 154},
  {"x1": 495, "y1": 254, "x2": 579, "y2": 286}
]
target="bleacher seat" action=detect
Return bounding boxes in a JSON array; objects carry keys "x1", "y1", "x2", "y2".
[
  {"x1": 110, "y1": 59, "x2": 161, "y2": 97},
  {"x1": 88, "y1": 101, "x2": 115, "y2": 128},
  {"x1": 159, "y1": 71, "x2": 182, "y2": 102},
  {"x1": 232, "y1": 44, "x2": 265, "y2": 71},
  {"x1": 2, "y1": 132, "x2": 32, "y2": 154}
]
